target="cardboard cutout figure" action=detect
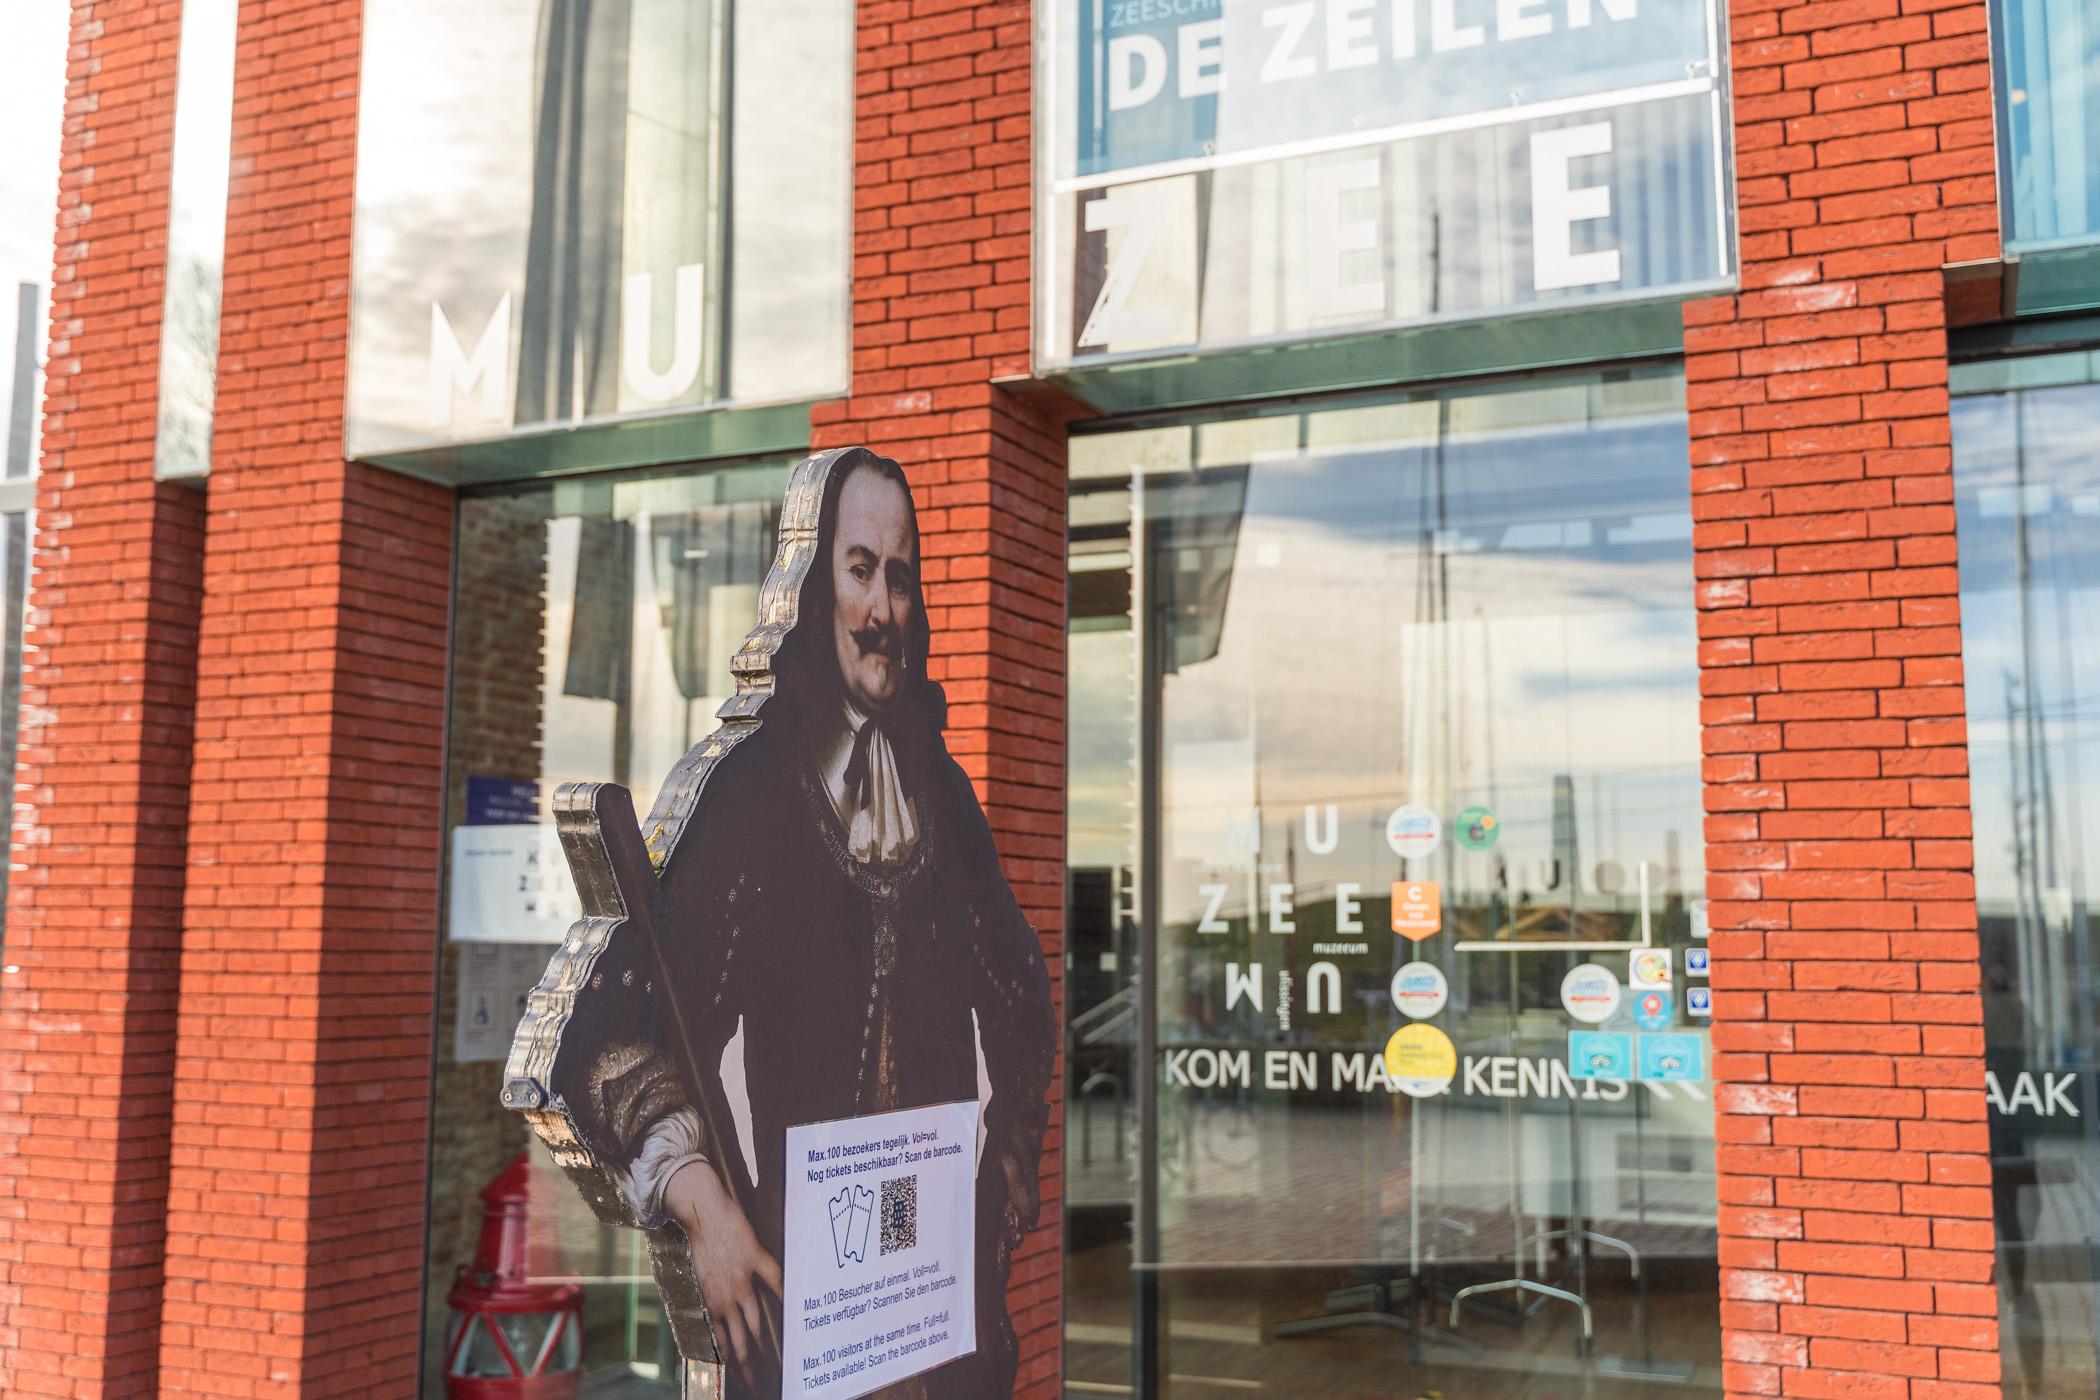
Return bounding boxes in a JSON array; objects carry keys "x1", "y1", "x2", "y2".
[{"x1": 504, "y1": 447, "x2": 1057, "y2": 1399}]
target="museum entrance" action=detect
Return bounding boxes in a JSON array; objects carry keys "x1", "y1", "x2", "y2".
[
  {"x1": 428, "y1": 456, "x2": 796, "y2": 1396},
  {"x1": 1064, "y1": 366, "x2": 1724, "y2": 1397}
]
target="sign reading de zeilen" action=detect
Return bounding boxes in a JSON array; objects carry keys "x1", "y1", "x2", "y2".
[{"x1": 1037, "y1": 0, "x2": 1735, "y2": 366}]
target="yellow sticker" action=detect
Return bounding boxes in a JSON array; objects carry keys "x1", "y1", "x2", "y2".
[{"x1": 1383, "y1": 1023, "x2": 1457, "y2": 1098}]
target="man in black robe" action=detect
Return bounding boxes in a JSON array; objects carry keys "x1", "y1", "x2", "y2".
[{"x1": 545, "y1": 449, "x2": 1056, "y2": 1399}]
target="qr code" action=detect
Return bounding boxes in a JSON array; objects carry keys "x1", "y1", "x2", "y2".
[{"x1": 879, "y1": 1174, "x2": 917, "y2": 1255}]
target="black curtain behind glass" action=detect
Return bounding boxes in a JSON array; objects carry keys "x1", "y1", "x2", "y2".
[
  {"x1": 564, "y1": 515, "x2": 634, "y2": 703},
  {"x1": 1148, "y1": 467, "x2": 1246, "y2": 674}
]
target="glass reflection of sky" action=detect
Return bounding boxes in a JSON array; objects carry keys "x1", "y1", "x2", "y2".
[
  {"x1": 1954, "y1": 385, "x2": 2100, "y2": 1065},
  {"x1": 1953, "y1": 378, "x2": 2100, "y2": 1399},
  {"x1": 1996, "y1": 0, "x2": 2100, "y2": 249},
  {"x1": 1070, "y1": 627, "x2": 1139, "y2": 872},
  {"x1": 1125, "y1": 383, "x2": 1720, "y2": 1285},
  {"x1": 349, "y1": 0, "x2": 850, "y2": 453},
  {"x1": 463, "y1": 460, "x2": 793, "y2": 823},
  {"x1": 0, "y1": 2, "x2": 67, "y2": 456},
  {"x1": 1119, "y1": 98, "x2": 1722, "y2": 352},
  {"x1": 0, "y1": 6, "x2": 66, "y2": 291},
  {"x1": 1157, "y1": 407, "x2": 1703, "y2": 948},
  {"x1": 1955, "y1": 386, "x2": 2100, "y2": 918},
  {"x1": 154, "y1": 0, "x2": 238, "y2": 478}
]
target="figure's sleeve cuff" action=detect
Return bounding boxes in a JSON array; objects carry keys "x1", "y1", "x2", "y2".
[{"x1": 621, "y1": 1109, "x2": 708, "y2": 1228}]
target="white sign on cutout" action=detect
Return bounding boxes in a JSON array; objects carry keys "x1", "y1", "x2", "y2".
[{"x1": 783, "y1": 1099, "x2": 980, "y2": 1400}]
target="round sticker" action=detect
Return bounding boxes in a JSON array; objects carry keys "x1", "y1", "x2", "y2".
[
  {"x1": 1561, "y1": 963, "x2": 1623, "y2": 1025},
  {"x1": 1390, "y1": 961, "x2": 1450, "y2": 1020},
  {"x1": 1455, "y1": 805, "x2": 1499, "y2": 851},
  {"x1": 1629, "y1": 948, "x2": 1672, "y2": 990},
  {"x1": 1385, "y1": 804, "x2": 1441, "y2": 860},
  {"x1": 1384, "y1": 1024, "x2": 1457, "y2": 1098},
  {"x1": 1632, "y1": 989, "x2": 1674, "y2": 1031}
]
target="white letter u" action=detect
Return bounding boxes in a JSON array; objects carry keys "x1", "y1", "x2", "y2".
[{"x1": 622, "y1": 263, "x2": 706, "y2": 403}]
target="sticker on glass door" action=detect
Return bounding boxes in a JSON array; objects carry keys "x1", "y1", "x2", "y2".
[{"x1": 1389, "y1": 881, "x2": 1442, "y2": 941}]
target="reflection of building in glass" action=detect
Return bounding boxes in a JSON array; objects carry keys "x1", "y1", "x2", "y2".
[
  {"x1": 514, "y1": 0, "x2": 723, "y2": 423},
  {"x1": 1953, "y1": 378, "x2": 2100, "y2": 1396},
  {"x1": 0, "y1": 2, "x2": 64, "y2": 952},
  {"x1": 426, "y1": 462, "x2": 791, "y2": 1391},
  {"x1": 347, "y1": 0, "x2": 850, "y2": 457},
  {"x1": 152, "y1": 0, "x2": 237, "y2": 481}
]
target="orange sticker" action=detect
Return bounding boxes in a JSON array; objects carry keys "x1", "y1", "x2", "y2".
[{"x1": 1390, "y1": 881, "x2": 1441, "y2": 942}]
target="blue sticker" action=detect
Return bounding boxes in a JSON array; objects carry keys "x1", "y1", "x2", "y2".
[
  {"x1": 1631, "y1": 989, "x2": 1674, "y2": 1031},
  {"x1": 1638, "y1": 1033, "x2": 1706, "y2": 1082},
  {"x1": 1569, "y1": 1031, "x2": 1633, "y2": 1081},
  {"x1": 1685, "y1": 947, "x2": 1711, "y2": 977},
  {"x1": 1687, "y1": 986, "x2": 1713, "y2": 1017}
]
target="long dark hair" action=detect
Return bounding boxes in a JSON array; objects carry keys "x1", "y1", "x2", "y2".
[{"x1": 772, "y1": 449, "x2": 947, "y2": 752}]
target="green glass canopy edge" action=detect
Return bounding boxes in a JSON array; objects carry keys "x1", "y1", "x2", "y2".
[
  {"x1": 2007, "y1": 245, "x2": 2100, "y2": 318},
  {"x1": 354, "y1": 398, "x2": 820, "y2": 487},
  {"x1": 351, "y1": 298, "x2": 1700, "y2": 485},
  {"x1": 1036, "y1": 297, "x2": 1693, "y2": 415}
]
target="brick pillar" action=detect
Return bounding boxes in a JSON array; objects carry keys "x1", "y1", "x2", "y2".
[
  {"x1": 152, "y1": 0, "x2": 452, "y2": 1393},
  {"x1": 812, "y1": 3, "x2": 1067, "y2": 1393},
  {"x1": 0, "y1": 3, "x2": 203, "y2": 1395},
  {"x1": 1688, "y1": 0, "x2": 2002, "y2": 1395}
]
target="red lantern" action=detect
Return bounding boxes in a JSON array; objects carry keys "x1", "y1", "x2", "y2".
[{"x1": 444, "y1": 1153, "x2": 585, "y2": 1399}]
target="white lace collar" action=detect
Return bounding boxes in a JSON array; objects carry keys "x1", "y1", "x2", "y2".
[{"x1": 818, "y1": 698, "x2": 921, "y2": 864}]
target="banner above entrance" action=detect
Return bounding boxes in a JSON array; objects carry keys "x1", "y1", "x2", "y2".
[{"x1": 1036, "y1": 0, "x2": 1735, "y2": 370}]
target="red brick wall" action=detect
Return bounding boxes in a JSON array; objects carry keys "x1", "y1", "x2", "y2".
[
  {"x1": 1687, "y1": 0, "x2": 2002, "y2": 1393},
  {"x1": 0, "y1": 3, "x2": 201, "y2": 1396},
  {"x1": 812, "y1": 3, "x2": 1070, "y2": 1394},
  {"x1": 152, "y1": 0, "x2": 453, "y2": 1394}
]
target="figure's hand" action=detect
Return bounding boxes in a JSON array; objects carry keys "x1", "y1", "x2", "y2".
[{"x1": 664, "y1": 1161, "x2": 782, "y2": 1383}]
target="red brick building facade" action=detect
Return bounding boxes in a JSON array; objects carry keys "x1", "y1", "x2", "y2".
[
  {"x1": 1686, "y1": 0, "x2": 2005, "y2": 1393},
  {"x1": 0, "y1": 0, "x2": 2076, "y2": 1396}
]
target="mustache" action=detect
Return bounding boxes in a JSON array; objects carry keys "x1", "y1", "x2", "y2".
[{"x1": 851, "y1": 621, "x2": 903, "y2": 659}]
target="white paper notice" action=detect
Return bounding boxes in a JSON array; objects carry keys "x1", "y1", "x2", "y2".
[
  {"x1": 447, "y1": 824, "x2": 581, "y2": 943},
  {"x1": 783, "y1": 1099, "x2": 978, "y2": 1400},
  {"x1": 453, "y1": 941, "x2": 558, "y2": 1062}
]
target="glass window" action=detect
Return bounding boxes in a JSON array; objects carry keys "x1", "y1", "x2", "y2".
[
  {"x1": 1992, "y1": 0, "x2": 2100, "y2": 253},
  {"x1": 1065, "y1": 369, "x2": 1721, "y2": 1395},
  {"x1": 153, "y1": 0, "x2": 237, "y2": 481},
  {"x1": 1034, "y1": 0, "x2": 1734, "y2": 368},
  {"x1": 5, "y1": 277, "x2": 40, "y2": 483},
  {"x1": 428, "y1": 454, "x2": 793, "y2": 1395},
  {"x1": 0, "y1": 1, "x2": 66, "y2": 947},
  {"x1": 1951, "y1": 369, "x2": 2100, "y2": 1397},
  {"x1": 0, "y1": 511, "x2": 25, "y2": 930},
  {"x1": 349, "y1": 0, "x2": 852, "y2": 458},
  {"x1": 1, "y1": 0, "x2": 67, "y2": 481}
]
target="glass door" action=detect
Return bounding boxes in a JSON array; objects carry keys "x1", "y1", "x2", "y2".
[
  {"x1": 1950, "y1": 360, "x2": 2100, "y2": 1399},
  {"x1": 430, "y1": 455, "x2": 794, "y2": 1396},
  {"x1": 1066, "y1": 368, "x2": 1723, "y2": 1398}
]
